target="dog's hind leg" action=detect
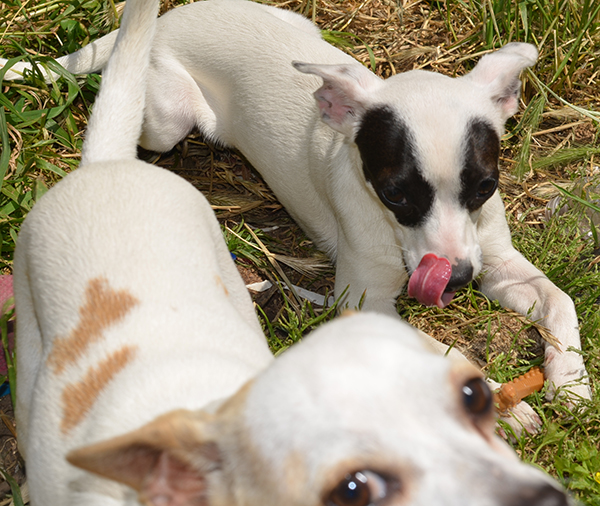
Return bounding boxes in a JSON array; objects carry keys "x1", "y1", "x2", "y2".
[{"x1": 140, "y1": 61, "x2": 224, "y2": 152}]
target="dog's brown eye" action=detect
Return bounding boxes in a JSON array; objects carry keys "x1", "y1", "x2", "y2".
[
  {"x1": 381, "y1": 186, "x2": 407, "y2": 206},
  {"x1": 476, "y1": 178, "x2": 497, "y2": 199},
  {"x1": 462, "y1": 377, "x2": 492, "y2": 416},
  {"x1": 327, "y1": 471, "x2": 388, "y2": 506}
]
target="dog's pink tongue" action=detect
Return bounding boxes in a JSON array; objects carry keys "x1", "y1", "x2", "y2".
[{"x1": 408, "y1": 254, "x2": 454, "y2": 308}]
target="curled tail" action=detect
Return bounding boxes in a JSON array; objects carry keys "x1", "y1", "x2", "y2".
[
  {"x1": 0, "y1": 30, "x2": 119, "y2": 83},
  {"x1": 80, "y1": 0, "x2": 159, "y2": 165}
]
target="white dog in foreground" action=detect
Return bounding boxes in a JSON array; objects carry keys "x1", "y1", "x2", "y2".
[
  {"x1": 2, "y1": 0, "x2": 590, "y2": 415},
  {"x1": 11, "y1": 0, "x2": 572, "y2": 504}
]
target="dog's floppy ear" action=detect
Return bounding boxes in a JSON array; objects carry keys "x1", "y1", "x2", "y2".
[
  {"x1": 67, "y1": 409, "x2": 220, "y2": 506},
  {"x1": 464, "y1": 42, "x2": 538, "y2": 120},
  {"x1": 293, "y1": 61, "x2": 382, "y2": 138}
]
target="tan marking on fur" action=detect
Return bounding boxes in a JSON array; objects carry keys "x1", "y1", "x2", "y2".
[
  {"x1": 214, "y1": 274, "x2": 229, "y2": 297},
  {"x1": 67, "y1": 409, "x2": 214, "y2": 492},
  {"x1": 61, "y1": 345, "x2": 137, "y2": 434},
  {"x1": 48, "y1": 277, "x2": 139, "y2": 375}
]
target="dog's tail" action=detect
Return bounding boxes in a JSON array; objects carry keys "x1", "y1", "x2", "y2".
[
  {"x1": 0, "y1": 31, "x2": 119, "y2": 83},
  {"x1": 80, "y1": 0, "x2": 158, "y2": 166}
]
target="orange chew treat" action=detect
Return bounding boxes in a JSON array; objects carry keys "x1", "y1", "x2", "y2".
[{"x1": 495, "y1": 367, "x2": 545, "y2": 413}]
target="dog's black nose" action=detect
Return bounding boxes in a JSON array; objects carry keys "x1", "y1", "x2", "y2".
[
  {"x1": 510, "y1": 483, "x2": 569, "y2": 506},
  {"x1": 445, "y1": 260, "x2": 474, "y2": 292}
]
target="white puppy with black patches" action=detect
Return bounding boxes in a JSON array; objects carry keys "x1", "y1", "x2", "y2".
[
  {"x1": 4, "y1": 0, "x2": 590, "y2": 424},
  {"x1": 12, "y1": 0, "x2": 574, "y2": 503}
]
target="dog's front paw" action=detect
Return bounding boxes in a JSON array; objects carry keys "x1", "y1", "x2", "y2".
[
  {"x1": 543, "y1": 347, "x2": 592, "y2": 404},
  {"x1": 497, "y1": 400, "x2": 542, "y2": 439}
]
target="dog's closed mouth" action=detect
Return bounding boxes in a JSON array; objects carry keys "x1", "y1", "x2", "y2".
[{"x1": 407, "y1": 254, "x2": 455, "y2": 308}]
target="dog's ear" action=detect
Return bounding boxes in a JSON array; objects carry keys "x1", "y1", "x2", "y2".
[
  {"x1": 464, "y1": 43, "x2": 538, "y2": 119},
  {"x1": 293, "y1": 61, "x2": 382, "y2": 138},
  {"x1": 67, "y1": 409, "x2": 219, "y2": 506}
]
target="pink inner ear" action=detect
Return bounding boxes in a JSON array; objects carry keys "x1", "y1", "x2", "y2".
[
  {"x1": 143, "y1": 453, "x2": 207, "y2": 506},
  {"x1": 497, "y1": 93, "x2": 519, "y2": 119},
  {"x1": 315, "y1": 83, "x2": 354, "y2": 125}
]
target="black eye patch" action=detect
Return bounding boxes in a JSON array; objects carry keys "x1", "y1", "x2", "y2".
[
  {"x1": 355, "y1": 106, "x2": 434, "y2": 228},
  {"x1": 460, "y1": 119, "x2": 500, "y2": 212}
]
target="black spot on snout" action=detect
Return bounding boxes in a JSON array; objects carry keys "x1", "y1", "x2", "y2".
[
  {"x1": 355, "y1": 107, "x2": 434, "y2": 228},
  {"x1": 460, "y1": 119, "x2": 500, "y2": 212},
  {"x1": 446, "y1": 259, "x2": 474, "y2": 292}
]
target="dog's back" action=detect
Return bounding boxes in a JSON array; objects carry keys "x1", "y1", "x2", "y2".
[{"x1": 13, "y1": 0, "x2": 272, "y2": 504}]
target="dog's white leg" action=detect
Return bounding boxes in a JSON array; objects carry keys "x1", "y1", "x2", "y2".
[
  {"x1": 0, "y1": 59, "x2": 44, "y2": 81},
  {"x1": 332, "y1": 203, "x2": 406, "y2": 315},
  {"x1": 486, "y1": 378, "x2": 542, "y2": 436},
  {"x1": 497, "y1": 404, "x2": 543, "y2": 438},
  {"x1": 478, "y1": 193, "x2": 591, "y2": 402},
  {"x1": 140, "y1": 48, "x2": 252, "y2": 152},
  {"x1": 334, "y1": 234, "x2": 406, "y2": 315},
  {"x1": 139, "y1": 61, "x2": 220, "y2": 151}
]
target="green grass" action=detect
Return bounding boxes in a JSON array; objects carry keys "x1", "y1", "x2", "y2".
[
  {"x1": 500, "y1": 207, "x2": 600, "y2": 500},
  {"x1": 1, "y1": 0, "x2": 599, "y2": 503}
]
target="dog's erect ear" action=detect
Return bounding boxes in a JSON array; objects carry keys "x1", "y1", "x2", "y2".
[
  {"x1": 464, "y1": 43, "x2": 538, "y2": 119},
  {"x1": 67, "y1": 409, "x2": 219, "y2": 506},
  {"x1": 293, "y1": 61, "x2": 382, "y2": 138}
]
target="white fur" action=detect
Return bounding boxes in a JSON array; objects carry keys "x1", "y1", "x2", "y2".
[
  {"x1": 6, "y1": 0, "x2": 589, "y2": 435},
  {"x1": 61, "y1": 316, "x2": 573, "y2": 506},
  {"x1": 11, "y1": 0, "x2": 573, "y2": 504}
]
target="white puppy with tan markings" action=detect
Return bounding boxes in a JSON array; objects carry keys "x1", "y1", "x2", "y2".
[
  {"x1": 66, "y1": 314, "x2": 574, "y2": 506},
  {"x1": 2, "y1": 0, "x2": 590, "y2": 413},
  {"x1": 11, "y1": 0, "x2": 574, "y2": 504}
]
